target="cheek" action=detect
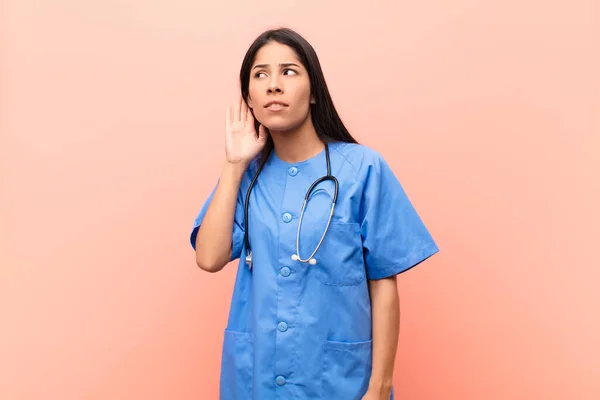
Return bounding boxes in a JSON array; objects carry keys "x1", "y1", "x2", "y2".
[
  {"x1": 248, "y1": 101, "x2": 267, "y2": 125},
  {"x1": 292, "y1": 88, "x2": 312, "y2": 114},
  {"x1": 291, "y1": 80, "x2": 312, "y2": 102},
  {"x1": 252, "y1": 108, "x2": 266, "y2": 125},
  {"x1": 247, "y1": 88, "x2": 260, "y2": 109}
]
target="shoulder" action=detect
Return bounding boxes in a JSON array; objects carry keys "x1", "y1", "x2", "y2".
[{"x1": 330, "y1": 141, "x2": 390, "y2": 176}]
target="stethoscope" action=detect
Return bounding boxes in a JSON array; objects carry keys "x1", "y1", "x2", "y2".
[{"x1": 244, "y1": 142, "x2": 339, "y2": 269}]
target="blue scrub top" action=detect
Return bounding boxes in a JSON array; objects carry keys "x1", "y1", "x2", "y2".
[{"x1": 190, "y1": 142, "x2": 438, "y2": 400}]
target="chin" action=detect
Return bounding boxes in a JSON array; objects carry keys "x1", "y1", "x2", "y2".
[
  {"x1": 264, "y1": 122, "x2": 297, "y2": 133},
  {"x1": 260, "y1": 115, "x2": 308, "y2": 134}
]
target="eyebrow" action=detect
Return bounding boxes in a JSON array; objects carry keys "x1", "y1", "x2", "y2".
[{"x1": 252, "y1": 62, "x2": 300, "y2": 70}]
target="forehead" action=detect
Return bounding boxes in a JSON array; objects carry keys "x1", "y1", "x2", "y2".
[{"x1": 253, "y1": 42, "x2": 303, "y2": 67}]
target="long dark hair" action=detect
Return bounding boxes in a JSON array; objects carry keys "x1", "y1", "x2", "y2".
[{"x1": 239, "y1": 27, "x2": 358, "y2": 166}]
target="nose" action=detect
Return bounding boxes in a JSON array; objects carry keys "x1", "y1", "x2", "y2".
[{"x1": 267, "y1": 76, "x2": 283, "y2": 94}]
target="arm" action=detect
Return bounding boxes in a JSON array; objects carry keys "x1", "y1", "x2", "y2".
[
  {"x1": 358, "y1": 151, "x2": 438, "y2": 399},
  {"x1": 194, "y1": 160, "x2": 247, "y2": 272},
  {"x1": 365, "y1": 275, "x2": 400, "y2": 398},
  {"x1": 193, "y1": 97, "x2": 267, "y2": 272}
]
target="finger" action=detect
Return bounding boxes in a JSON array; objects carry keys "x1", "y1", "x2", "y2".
[
  {"x1": 241, "y1": 99, "x2": 248, "y2": 122},
  {"x1": 246, "y1": 105, "x2": 255, "y2": 124},
  {"x1": 233, "y1": 97, "x2": 241, "y2": 122},
  {"x1": 257, "y1": 124, "x2": 268, "y2": 141},
  {"x1": 225, "y1": 107, "x2": 231, "y2": 130}
]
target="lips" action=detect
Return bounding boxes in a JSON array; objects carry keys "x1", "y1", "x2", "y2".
[{"x1": 264, "y1": 101, "x2": 288, "y2": 109}]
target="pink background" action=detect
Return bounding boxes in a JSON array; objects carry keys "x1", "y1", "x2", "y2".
[{"x1": 1, "y1": 0, "x2": 599, "y2": 399}]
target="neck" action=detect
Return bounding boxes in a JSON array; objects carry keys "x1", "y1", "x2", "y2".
[{"x1": 269, "y1": 117, "x2": 324, "y2": 163}]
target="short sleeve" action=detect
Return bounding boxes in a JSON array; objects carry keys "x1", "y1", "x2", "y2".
[
  {"x1": 189, "y1": 180, "x2": 245, "y2": 262},
  {"x1": 359, "y1": 155, "x2": 439, "y2": 280}
]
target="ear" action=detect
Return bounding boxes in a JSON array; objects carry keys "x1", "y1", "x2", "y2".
[
  {"x1": 246, "y1": 95, "x2": 253, "y2": 109},
  {"x1": 310, "y1": 96, "x2": 316, "y2": 104}
]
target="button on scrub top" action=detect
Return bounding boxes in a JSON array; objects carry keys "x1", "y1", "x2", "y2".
[{"x1": 190, "y1": 142, "x2": 439, "y2": 399}]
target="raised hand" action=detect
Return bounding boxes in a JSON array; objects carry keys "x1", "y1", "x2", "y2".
[{"x1": 225, "y1": 96, "x2": 268, "y2": 165}]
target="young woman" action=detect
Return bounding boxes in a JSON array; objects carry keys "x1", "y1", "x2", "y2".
[{"x1": 190, "y1": 27, "x2": 438, "y2": 400}]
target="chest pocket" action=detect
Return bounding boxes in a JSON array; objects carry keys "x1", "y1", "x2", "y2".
[{"x1": 300, "y1": 220, "x2": 366, "y2": 286}]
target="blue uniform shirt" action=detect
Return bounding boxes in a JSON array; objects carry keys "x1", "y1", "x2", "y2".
[{"x1": 190, "y1": 142, "x2": 439, "y2": 399}]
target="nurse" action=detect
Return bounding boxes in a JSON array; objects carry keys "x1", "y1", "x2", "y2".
[{"x1": 190, "y1": 27, "x2": 438, "y2": 400}]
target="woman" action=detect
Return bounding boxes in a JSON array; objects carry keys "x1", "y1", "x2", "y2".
[{"x1": 190, "y1": 27, "x2": 438, "y2": 400}]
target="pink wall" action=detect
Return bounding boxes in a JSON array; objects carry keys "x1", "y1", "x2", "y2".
[{"x1": 1, "y1": 0, "x2": 598, "y2": 399}]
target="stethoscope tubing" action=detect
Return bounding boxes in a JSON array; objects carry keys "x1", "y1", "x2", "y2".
[{"x1": 244, "y1": 143, "x2": 338, "y2": 268}]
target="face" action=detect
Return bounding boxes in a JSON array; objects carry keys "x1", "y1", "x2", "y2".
[{"x1": 246, "y1": 41, "x2": 314, "y2": 133}]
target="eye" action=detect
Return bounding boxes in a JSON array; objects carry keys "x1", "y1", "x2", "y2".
[
  {"x1": 283, "y1": 69, "x2": 297, "y2": 76},
  {"x1": 254, "y1": 71, "x2": 267, "y2": 78}
]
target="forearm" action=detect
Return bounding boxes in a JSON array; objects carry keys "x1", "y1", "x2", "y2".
[
  {"x1": 195, "y1": 160, "x2": 247, "y2": 272},
  {"x1": 368, "y1": 275, "x2": 400, "y2": 393}
]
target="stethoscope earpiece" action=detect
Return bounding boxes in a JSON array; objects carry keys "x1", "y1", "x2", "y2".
[{"x1": 291, "y1": 254, "x2": 317, "y2": 265}]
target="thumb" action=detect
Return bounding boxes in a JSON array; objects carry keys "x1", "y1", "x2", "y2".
[{"x1": 257, "y1": 124, "x2": 268, "y2": 143}]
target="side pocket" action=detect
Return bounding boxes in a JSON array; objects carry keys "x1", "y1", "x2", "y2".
[
  {"x1": 322, "y1": 339, "x2": 372, "y2": 400},
  {"x1": 219, "y1": 329, "x2": 254, "y2": 400}
]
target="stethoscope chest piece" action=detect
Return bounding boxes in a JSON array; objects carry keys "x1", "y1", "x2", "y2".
[{"x1": 245, "y1": 251, "x2": 253, "y2": 269}]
